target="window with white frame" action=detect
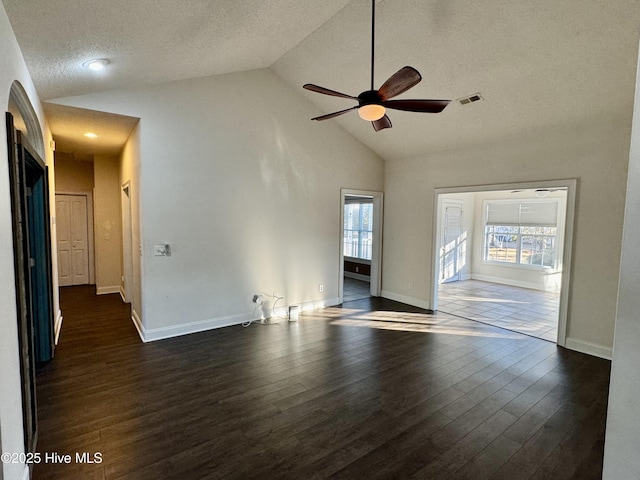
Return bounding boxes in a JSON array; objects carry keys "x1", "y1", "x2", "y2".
[
  {"x1": 483, "y1": 200, "x2": 559, "y2": 268},
  {"x1": 344, "y1": 199, "x2": 373, "y2": 260}
]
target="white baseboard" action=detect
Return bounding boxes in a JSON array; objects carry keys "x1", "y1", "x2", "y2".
[
  {"x1": 564, "y1": 337, "x2": 612, "y2": 360},
  {"x1": 140, "y1": 312, "x2": 253, "y2": 342},
  {"x1": 299, "y1": 296, "x2": 341, "y2": 312},
  {"x1": 54, "y1": 310, "x2": 63, "y2": 345},
  {"x1": 344, "y1": 272, "x2": 371, "y2": 282},
  {"x1": 461, "y1": 273, "x2": 472, "y2": 281},
  {"x1": 381, "y1": 290, "x2": 432, "y2": 310},
  {"x1": 119, "y1": 286, "x2": 127, "y2": 303},
  {"x1": 96, "y1": 285, "x2": 121, "y2": 295},
  {"x1": 471, "y1": 274, "x2": 558, "y2": 293},
  {"x1": 135, "y1": 296, "x2": 341, "y2": 343},
  {"x1": 131, "y1": 309, "x2": 144, "y2": 342}
]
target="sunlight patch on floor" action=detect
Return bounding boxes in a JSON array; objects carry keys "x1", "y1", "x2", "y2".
[{"x1": 329, "y1": 309, "x2": 526, "y2": 339}]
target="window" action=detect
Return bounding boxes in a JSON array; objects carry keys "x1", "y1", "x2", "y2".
[
  {"x1": 483, "y1": 200, "x2": 559, "y2": 268},
  {"x1": 344, "y1": 200, "x2": 373, "y2": 260}
]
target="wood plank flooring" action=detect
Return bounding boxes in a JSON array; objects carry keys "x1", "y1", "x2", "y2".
[{"x1": 33, "y1": 286, "x2": 610, "y2": 479}]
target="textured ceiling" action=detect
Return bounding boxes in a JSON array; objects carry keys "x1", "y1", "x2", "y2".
[
  {"x1": 3, "y1": 0, "x2": 640, "y2": 160},
  {"x1": 2, "y1": 0, "x2": 352, "y2": 100}
]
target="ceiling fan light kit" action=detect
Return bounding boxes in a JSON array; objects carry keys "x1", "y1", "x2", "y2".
[
  {"x1": 358, "y1": 103, "x2": 386, "y2": 121},
  {"x1": 303, "y1": 0, "x2": 451, "y2": 131}
]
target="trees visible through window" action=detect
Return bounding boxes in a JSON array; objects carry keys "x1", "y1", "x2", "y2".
[
  {"x1": 344, "y1": 202, "x2": 373, "y2": 260},
  {"x1": 483, "y1": 200, "x2": 559, "y2": 268}
]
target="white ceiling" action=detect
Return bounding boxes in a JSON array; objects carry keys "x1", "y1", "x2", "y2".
[
  {"x1": 42, "y1": 103, "x2": 139, "y2": 156},
  {"x1": 3, "y1": 0, "x2": 640, "y2": 160}
]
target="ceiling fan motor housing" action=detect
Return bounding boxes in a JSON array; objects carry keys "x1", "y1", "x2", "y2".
[{"x1": 358, "y1": 90, "x2": 382, "y2": 106}]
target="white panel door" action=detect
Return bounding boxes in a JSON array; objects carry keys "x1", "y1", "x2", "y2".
[
  {"x1": 56, "y1": 195, "x2": 89, "y2": 286},
  {"x1": 56, "y1": 197, "x2": 72, "y2": 286},
  {"x1": 441, "y1": 202, "x2": 463, "y2": 283}
]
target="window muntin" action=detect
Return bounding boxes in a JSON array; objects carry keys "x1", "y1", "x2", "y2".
[
  {"x1": 483, "y1": 200, "x2": 559, "y2": 268},
  {"x1": 484, "y1": 225, "x2": 557, "y2": 267},
  {"x1": 344, "y1": 202, "x2": 373, "y2": 260}
]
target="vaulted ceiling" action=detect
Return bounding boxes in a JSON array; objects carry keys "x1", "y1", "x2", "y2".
[{"x1": 3, "y1": 0, "x2": 640, "y2": 160}]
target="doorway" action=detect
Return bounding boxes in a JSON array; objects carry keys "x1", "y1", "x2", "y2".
[
  {"x1": 432, "y1": 180, "x2": 576, "y2": 345},
  {"x1": 6, "y1": 113, "x2": 55, "y2": 456},
  {"x1": 121, "y1": 182, "x2": 133, "y2": 303},
  {"x1": 339, "y1": 189, "x2": 383, "y2": 303}
]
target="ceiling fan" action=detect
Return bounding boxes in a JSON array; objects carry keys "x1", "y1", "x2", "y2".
[{"x1": 303, "y1": 0, "x2": 451, "y2": 131}]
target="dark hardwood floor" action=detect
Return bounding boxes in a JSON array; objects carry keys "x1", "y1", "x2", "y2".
[{"x1": 33, "y1": 286, "x2": 610, "y2": 479}]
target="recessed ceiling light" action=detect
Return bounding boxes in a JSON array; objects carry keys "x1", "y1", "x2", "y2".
[
  {"x1": 83, "y1": 132, "x2": 98, "y2": 138},
  {"x1": 82, "y1": 59, "x2": 109, "y2": 71}
]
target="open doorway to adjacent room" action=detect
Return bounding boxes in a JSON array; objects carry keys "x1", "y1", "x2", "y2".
[
  {"x1": 432, "y1": 180, "x2": 576, "y2": 344},
  {"x1": 339, "y1": 189, "x2": 383, "y2": 303}
]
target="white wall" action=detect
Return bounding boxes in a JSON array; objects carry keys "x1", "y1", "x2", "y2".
[
  {"x1": 94, "y1": 154, "x2": 122, "y2": 294},
  {"x1": 383, "y1": 113, "x2": 630, "y2": 357},
  {"x1": 52, "y1": 68, "x2": 384, "y2": 339},
  {"x1": 0, "y1": 3, "x2": 55, "y2": 479},
  {"x1": 603, "y1": 38, "x2": 640, "y2": 480}
]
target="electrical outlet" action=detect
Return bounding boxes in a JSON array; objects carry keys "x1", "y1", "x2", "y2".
[
  {"x1": 408, "y1": 282, "x2": 413, "y2": 290},
  {"x1": 319, "y1": 284, "x2": 324, "y2": 292},
  {"x1": 153, "y1": 244, "x2": 172, "y2": 256}
]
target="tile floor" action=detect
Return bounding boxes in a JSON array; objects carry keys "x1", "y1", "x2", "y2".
[
  {"x1": 343, "y1": 277, "x2": 371, "y2": 302},
  {"x1": 437, "y1": 279, "x2": 559, "y2": 342}
]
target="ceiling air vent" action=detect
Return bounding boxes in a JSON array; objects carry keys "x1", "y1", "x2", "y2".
[{"x1": 458, "y1": 93, "x2": 483, "y2": 106}]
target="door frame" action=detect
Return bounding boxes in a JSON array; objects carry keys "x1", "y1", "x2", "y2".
[
  {"x1": 339, "y1": 188, "x2": 384, "y2": 303},
  {"x1": 6, "y1": 112, "x2": 55, "y2": 455},
  {"x1": 431, "y1": 179, "x2": 577, "y2": 346},
  {"x1": 121, "y1": 181, "x2": 133, "y2": 303},
  {"x1": 55, "y1": 191, "x2": 95, "y2": 285}
]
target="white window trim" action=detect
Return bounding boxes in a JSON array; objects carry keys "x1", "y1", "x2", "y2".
[{"x1": 481, "y1": 198, "x2": 563, "y2": 270}]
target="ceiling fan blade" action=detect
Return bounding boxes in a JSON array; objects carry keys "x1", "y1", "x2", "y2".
[
  {"x1": 382, "y1": 99, "x2": 451, "y2": 113},
  {"x1": 378, "y1": 66, "x2": 422, "y2": 101},
  {"x1": 303, "y1": 84, "x2": 357, "y2": 100},
  {"x1": 311, "y1": 106, "x2": 358, "y2": 121},
  {"x1": 372, "y1": 115, "x2": 392, "y2": 132}
]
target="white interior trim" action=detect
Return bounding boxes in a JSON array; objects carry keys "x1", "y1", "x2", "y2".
[
  {"x1": 471, "y1": 274, "x2": 559, "y2": 293},
  {"x1": 564, "y1": 337, "x2": 612, "y2": 360},
  {"x1": 431, "y1": 179, "x2": 577, "y2": 349},
  {"x1": 339, "y1": 188, "x2": 383, "y2": 303},
  {"x1": 381, "y1": 290, "x2": 431, "y2": 311},
  {"x1": 121, "y1": 181, "x2": 133, "y2": 304},
  {"x1": 136, "y1": 296, "x2": 340, "y2": 343},
  {"x1": 344, "y1": 272, "x2": 370, "y2": 282},
  {"x1": 131, "y1": 309, "x2": 144, "y2": 342},
  {"x1": 54, "y1": 310, "x2": 63, "y2": 345},
  {"x1": 96, "y1": 286, "x2": 120, "y2": 295}
]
